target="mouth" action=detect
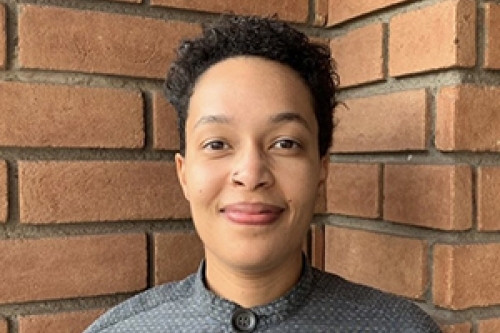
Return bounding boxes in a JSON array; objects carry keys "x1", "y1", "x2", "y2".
[{"x1": 220, "y1": 203, "x2": 285, "y2": 225}]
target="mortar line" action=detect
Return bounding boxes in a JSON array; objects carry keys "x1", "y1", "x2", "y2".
[
  {"x1": 471, "y1": 166, "x2": 479, "y2": 232},
  {"x1": 476, "y1": 1, "x2": 486, "y2": 72},
  {"x1": 4, "y1": 0, "x2": 18, "y2": 71},
  {"x1": 147, "y1": 231, "x2": 156, "y2": 288},
  {"x1": 142, "y1": 90, "x2": 154, "y2": 151},
  {"x1": 3, "y1": 160, "x2": 19, "y2": 230},
  {"x1": 307, "y1": 0, "x2": 315, "y2": 26}
]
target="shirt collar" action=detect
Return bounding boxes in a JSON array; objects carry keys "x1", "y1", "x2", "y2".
[{"x1": 192, "y1": 256, "x2": 314, "y2": 326}]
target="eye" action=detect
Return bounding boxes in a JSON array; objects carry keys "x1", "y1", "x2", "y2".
[
  {"x1": 202, "y1": 139, "x2": 229, "y2": 151},
  {"x1": 272, "y1": 138, "x2": 301, "y2": 150}
]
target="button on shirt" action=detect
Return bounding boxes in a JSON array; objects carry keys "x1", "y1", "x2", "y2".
[
  {"x1": 84, "y1": 260, "x2": 441, "y2": 333},
  {"x1": 231, "y1": 308, "x2": 257, "y2": 332}
]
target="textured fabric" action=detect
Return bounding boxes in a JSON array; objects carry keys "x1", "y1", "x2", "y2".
[{"x1": 84, "y1": 260, "x2": 441, "y2": 333}]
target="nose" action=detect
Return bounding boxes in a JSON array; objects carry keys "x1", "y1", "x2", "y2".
[{"x1": 230, "y1": 145, "x2": 274, "y2": 190}]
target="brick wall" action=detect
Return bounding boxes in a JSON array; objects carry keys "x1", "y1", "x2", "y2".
[{"x1": 0, "y1": 0, "x2": 498, "y2": 332}]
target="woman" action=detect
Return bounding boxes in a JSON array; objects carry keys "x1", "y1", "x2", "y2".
[{"x1": 85, "y1": 16, "x2": 441, "y2": 333}]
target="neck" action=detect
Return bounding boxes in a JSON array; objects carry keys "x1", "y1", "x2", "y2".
[{"x1": 204, "y1": 251, "x2": 304, "y2": 308}]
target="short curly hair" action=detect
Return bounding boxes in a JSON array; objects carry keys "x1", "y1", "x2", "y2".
[{"x1": 164, "y1": 15, "x2": 338, "y2": 157}]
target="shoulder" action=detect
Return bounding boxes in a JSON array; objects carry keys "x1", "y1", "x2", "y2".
[
  {"x1": 309, "y1": 269, "x2": 441, "y2": 332},
  {"x1": 83, "y1": 274, "x2": 196, "y2": 333}
]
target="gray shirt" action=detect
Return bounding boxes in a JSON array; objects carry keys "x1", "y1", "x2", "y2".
[{"x1": 84, "y1": 260, "x2": 441, "y2": 332}]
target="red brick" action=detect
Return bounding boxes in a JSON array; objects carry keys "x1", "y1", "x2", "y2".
[
  {"x1": 479, "y1": 318, "x2": 500, "y2": 333},
  {"x1": 434, "y1": 243, "x2": 500, "y2": 309},
  {"x1": 325, "y1": 227, "x2": 428, "y2": 299},
  {"x1": 0, "y1": 161, "x2": 6, "y2": 223},
  {"x1": 436, "y1": 85, "x2": 500, "y2": 152},
  {"x1": 332, "y1": 90, "x2": 428, "y2": 152},
  {"x1": 0, "y1": 234, "x2": 146, "y2": 304},
  {"x1": 153, "y1": 91, "x2": 179, "y2": 151},
  {"x1": 18, "y1": 5, "x2": 200, "y2": 79},
  {"x1": 0, "y1": 318, "x2": 6, "y2": 333},
  {"x1": 150, "y1": 0, "x2": 309, "y2": 23},
  {"x1": 384, "y1": 164, "x2": 472, "y2": 230},
  {"x1": 441, "y1": 323, "x2": 472, "y2": 333},
  {"x1": 485, "y1": 3, "x2": 500, "y2": 69},
  {"x1": 328, "y1": 0, "x2": 412, "y2": 26},
  {"x1": 328, "y1": 0, "x2": 414, "y2": 26},
  {"x1": 0, "y1": 5, "x2": 5, "y2": 69},
  {"x1": 326, "y1": 163, "x2": 380, "y2": 218},
  {"x1": 0, "y1": 82, "x2": 143, "y2": 149},
  {"x1": 154, "y1": 231, "x2": 204, "y2": 285},
  {"x1": 389, "y1": 0, "x2": 476, "y2": 77},
  {"x1": 477, "y1": 167, "x2": 500, "y2": 231},
  {"x1": 18, "y1": 309, "x2": 106, "y2": 333},
  {"x1": 19, "y1": 161, "x2": 189, "y2": 224},
  {"x1": 330, "y1": 23, "x2": 384, "y2": 87}
]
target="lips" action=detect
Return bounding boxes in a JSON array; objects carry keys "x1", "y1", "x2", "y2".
[{"x1": 220, "y1": 203, "x2": 284, "y2": 225}]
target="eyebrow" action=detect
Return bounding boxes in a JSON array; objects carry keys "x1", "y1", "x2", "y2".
[
  {"x1": 270, "y1": 112, "x2": 312, "y2": 132},
  {"x1": 193, "y1": 115, "x2": 231, "y2": 129},
  {"x1": 192, "y1": 111, "x2": 312, "y2": 131}
]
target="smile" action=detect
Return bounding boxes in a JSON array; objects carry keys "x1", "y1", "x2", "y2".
[{"x1": 220, "y1": 203, "x2": 284, "y2": 225}]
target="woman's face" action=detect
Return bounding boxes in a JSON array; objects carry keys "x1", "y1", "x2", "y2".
[{"x1": 175, "y1": 56, "x2": 328, "y2": 273}]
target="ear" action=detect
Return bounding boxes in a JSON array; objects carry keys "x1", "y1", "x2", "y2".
[{"x1": 175, "y1": 153, "x2": 190, "y2": 201}]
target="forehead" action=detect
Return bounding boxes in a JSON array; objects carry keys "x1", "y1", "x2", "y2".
[{"x1": 187, "y1": 56, "x2": 315, "y2": 125}]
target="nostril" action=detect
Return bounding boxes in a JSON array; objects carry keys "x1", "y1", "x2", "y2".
[
  {"x1": 231, "y1": 171, "x2": 247, "y2": 187},
  {"x1": 230, "y1": 161, "x2": 274, "y2": 189},
  {"x1": 231, "y1": 171, "x2": 240, "y2": 184}
]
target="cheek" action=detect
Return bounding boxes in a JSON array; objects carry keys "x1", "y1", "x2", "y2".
[
  {"x1": 280, "y1": 163, "x2": 320, "y2": 194},
  {"x1": 186, "y1": 162, "x2": 227, "y2": 203}
]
